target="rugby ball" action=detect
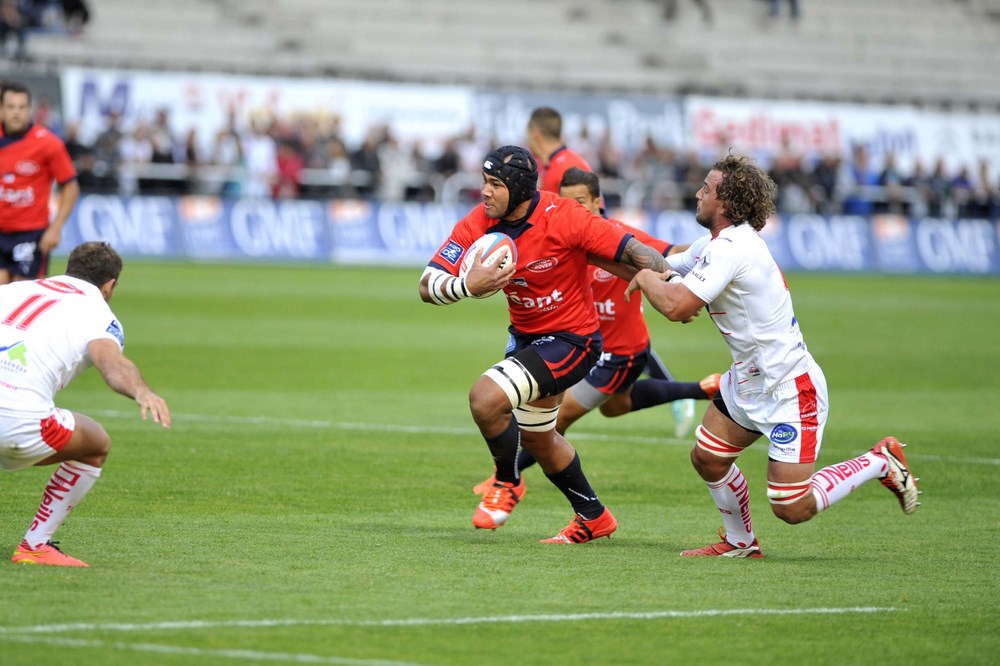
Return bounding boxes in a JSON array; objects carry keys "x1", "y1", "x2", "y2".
[{"x1": 458, "y1": 233, "x2": 517, "y2": 299}]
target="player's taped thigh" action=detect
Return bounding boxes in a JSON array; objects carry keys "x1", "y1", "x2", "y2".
[
  {"x1": 695, "y1": 424, "x2": 745, "y2": 458},
  {"x1": 483, "y1": 356, "x2": 543, "y2": 408},
  {"x1": 766, "y1": 480, "x2": 813, "y2": 505},
  {"x1": 512, "y1": 402, "x2": 560, "y2": 432}
]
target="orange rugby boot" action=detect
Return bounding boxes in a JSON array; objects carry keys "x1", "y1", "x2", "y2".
[
  {"x1": 872, "y1": 436, "x2": 921, "y2": 515},
  {"x1": 472, "y1": 479, "x2": 526, "y2": 529},
  {"x1": 11, "y1": 540, "x2": 89, "y2": 567},
  {"x1": 541, "y1": 507, "x2": 618, "y2": 544},
  {"x1": 681, "y1": 528, "x2": 763, "y2": 558}
]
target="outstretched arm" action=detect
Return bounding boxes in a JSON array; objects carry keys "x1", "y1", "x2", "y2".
[
  {"x1": 88, "y1": 339, "x2": 171, "y2": 428},
  {"x1": 621, "y1": 237, "x2": 668, "y2": 273},
  {"x1": 625, "y1": 270, "x2": 706, "y2": 323}
]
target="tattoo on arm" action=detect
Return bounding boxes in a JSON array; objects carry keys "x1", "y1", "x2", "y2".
[{"x1": 622, "y1": 237, "x2": 667, "y2": 272}]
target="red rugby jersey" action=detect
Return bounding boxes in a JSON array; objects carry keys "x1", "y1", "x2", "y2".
[
  {"x1": 537, "y1": 146, "x2": 591, "y2": 194},
  {"x1": 429, "y1": 191, "x2": 632, "y2": 336},
  {"x1": 0, "y1": 123, "x2": 77, "y2": 232},
  {"x1": 589, "y1": 220, "x2": 671, "y2": 355}
]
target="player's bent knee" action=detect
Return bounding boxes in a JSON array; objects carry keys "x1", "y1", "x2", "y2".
[{"x1": 767, "y1": 483, "x2": 816, "y2": 524}]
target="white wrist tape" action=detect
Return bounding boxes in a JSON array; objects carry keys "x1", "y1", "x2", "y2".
[{"x1": 422, "y1": 267, "x2": 470, "y2": 305}]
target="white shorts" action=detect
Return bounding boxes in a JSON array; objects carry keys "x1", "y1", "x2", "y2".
[
  {"x1": 0, "y1": 408, "x2": 76, "y2": 472},
  {"x1": 719, "y1": 362, "x2": 829, "y2": 464}
]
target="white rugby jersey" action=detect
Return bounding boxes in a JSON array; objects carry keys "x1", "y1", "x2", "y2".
[
  {"x1": 0, "y1": 275, "x2": 123, "y2": 415},
  {"x1": 668, "y1": 224, "x2": 813, "y2": 393}
]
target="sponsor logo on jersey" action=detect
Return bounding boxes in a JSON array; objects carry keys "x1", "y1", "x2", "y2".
[
  {"x1": 593, "y1": 267, "x2": 615, "y2": 282},
  {"x1": 0, "y1": 186, "x2": 35, "y2": 206},
  {"x1": 438, "y1": 241, "x2": 464, "y2": 266},
  {"x1": 770, "y1": 423, "x2": 798, "y2": 444},
  {"x1": 507, "y1": 288, "x2": 563, "y2": 311},
  {"x1": 106, "y1": 320, "x2": 125, "y2": 346},
  {"x1": 511, "y1": 277, "x2": 528, "y2": 287},
  {"x1": 747, "y1": 361, "x2": 760, "y2": 376},
  {"x1": 544, "y1": 203, "x2": 557, "y2": 213},
  {"x1": 0, "y1": 341, "x2": 28, "y2": 367},
  {"x1": 526, "y1": 257, "x2": 558, "y2": 273},
  {"x1": 15, "y1": 160, "x2": 40, "y2": 176}
]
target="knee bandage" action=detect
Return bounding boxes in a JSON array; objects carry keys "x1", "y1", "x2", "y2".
[
  {"x1": 483, "y1": 357, "x2": 541, "y2": 408},
  {"x1": 766, "y1": 480, "x2": 813, "y2": 505},
  {"x1": 513, "y1": 403, "x2": 560, "y2": 432},
  {"x1": 695, "y1": 425, "x2": 744, "y2": 458}
]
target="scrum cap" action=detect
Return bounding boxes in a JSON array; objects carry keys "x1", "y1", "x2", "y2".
[{"x1": 483, "y1": 145, "x2": 538, "y2": 217}]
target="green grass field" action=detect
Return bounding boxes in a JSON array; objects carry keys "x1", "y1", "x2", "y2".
[{"x1": 2, "y1": 261, "x2": 998, "y2": 665}]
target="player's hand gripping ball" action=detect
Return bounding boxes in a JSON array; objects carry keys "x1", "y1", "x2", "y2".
[{"x1": 459, "y1": 233, "x2": 517, "y2": 299}]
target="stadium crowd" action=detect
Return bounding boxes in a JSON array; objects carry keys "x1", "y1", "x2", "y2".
[{"x1": 51, "y1": 106, "x2": 1000, "y2": 220}]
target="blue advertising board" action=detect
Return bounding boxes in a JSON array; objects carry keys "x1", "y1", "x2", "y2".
[{"x1": 56, "y1": 194, "x2": 1000, "y2": 276}]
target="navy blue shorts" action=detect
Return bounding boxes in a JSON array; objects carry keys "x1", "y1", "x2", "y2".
[
  {"x1": 504, "y1": 327, "x2": 603, "y2": 399},
  {"x1": 584, "y1": 347, "x2": 651, "y2": 395},
  {"x1": 0, "y1": 229, "x2": 48, "y2": 279}
]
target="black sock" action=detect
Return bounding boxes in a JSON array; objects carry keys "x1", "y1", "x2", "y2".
[
  {"x1": 485, "y1": 417, "x2": 521, "y2": 484},
  {"x1": 630, "y1": 379, "x2": 707, "y2": 411},
  {"x1": 545, "y1": 452, "x2": 604, "y2": 520},
  {"x1": 516, "y1": 449, "x2": 537, "y2": 473}
]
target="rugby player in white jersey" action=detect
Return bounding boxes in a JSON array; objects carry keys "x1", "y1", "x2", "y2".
[
  {"x1": 1, "y1": 241, "x2": 171, "y2": 567},
  {"x1": 626, "y1": 154, "x2": 920, "y2": 557}
]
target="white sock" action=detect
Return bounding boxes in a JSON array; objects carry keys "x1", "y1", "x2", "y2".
[
  {"x1": 23, "y1": 461, "x2": 101, "y2": 549},
  {"x1": 811, "y1": 451, "x2": 887, "y2": 512},
  {"x1": 706, "y1": 464, "x2": 755, "y2": 548}
]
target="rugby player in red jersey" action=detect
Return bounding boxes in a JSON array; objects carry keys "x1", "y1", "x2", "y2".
[
  {"x1": 472, "y1": 167, "x2": 720, "y2": 492},
  {"x1": 0, "y1": 81, "x2": 79, "y2": 285},
  {"x1": 419, "y1": 145, "x2": 668, "y2": 544},
  {"x1": 527, "y1": 107, "x2": 592, "y2": 196}
]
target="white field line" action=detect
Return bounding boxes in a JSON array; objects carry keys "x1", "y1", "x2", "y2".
[
  {"x1": 0, "y1": 634, "x2": 426, "y2": 666},
  {"x1": 89, "y1": 408, "x2": 1000, "y2": 466},
  {"x1": 0, "y1": 606, "x2": 900, "y2": 636}
]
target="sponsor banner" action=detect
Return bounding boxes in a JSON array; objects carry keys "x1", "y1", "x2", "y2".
[
  {"x1": 54, "y1": 194, "x2": 1000, "y2": 274},
  {"x1": 684, "y1": 95, "x2": 924, "y2": 172},
  {"x1": 683, "y1": 96, "x2": 1000, "y2": 179},
  {"x1": 474, "y1": 90, "x2": 685, "y2": 155},
  {"x1": 60, "y1": 67, "x2": 475, "y2": 157}
]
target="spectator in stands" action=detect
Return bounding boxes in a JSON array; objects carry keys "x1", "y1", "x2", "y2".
[
  {"x1": 60, "y1": 0, "x2": 89, "y2": 34},
  {"x1": 770, "y1": 136, "x2": 814, "y2": 214},
  {"x1": 841, "y1": 144, "x2": 879, "y2": 215},
  {"x1": 967, "y1": 160, "x2": 998, "y2": 220},
  {"x1": 661, "y1": 0, "x2": 713, "y2": 25},
  {"x1": 211, "y1": 114, "x2": 243, "y2": 198},
  {"x1": 149, "y1": 108, "x2": 181, "y2": 193},
  {"x1": 768, "y1": 0, "x2": 799, "y2": 21},
  {"x1": 349, "y1": 127, "x2": 383, "y2": 199},
  {"x1": 925, "y1": 158, "x2": 951, "y2": 218},
  {"x1": 810, "y1": 152, "x2": 844, "y2": 215},
  {"x1": 433, "y1": 137, "x2": 462, "y2": 179},
  {"x1": 241, "y1": 115, "x2": 277, "y2": 198},
  {"x1": 273, "y1": 139, "x2": 304, "y2": 199},
  {"x1": 119, "y1": 119, "x2": 152, "y2": 195},
  {"x1": 596, "y1": 128, "x2": 623, "y2": 179},
  {"x1": 877, "y1": 151, "x2": 907, "y2": 215},
  {"x1": 0, "y1": 0, "x2": 26, "y2": 60},
  {"x1": 93, "y1": 111, "x2": 124, "y2": 193},
  {"x1": 950, "y1": 165, "x2": 975, "y2": 217}
]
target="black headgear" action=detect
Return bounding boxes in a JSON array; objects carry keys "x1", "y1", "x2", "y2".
[{"x1": 483, "y1": 145, "x2": 538, "y2": 218}]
